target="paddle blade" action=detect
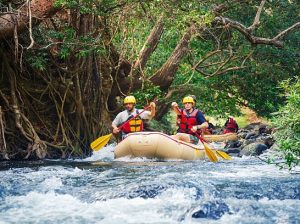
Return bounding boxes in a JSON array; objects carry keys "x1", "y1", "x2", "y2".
[
  {"x1": 90, "y1": 133, "x2": 112, "y2": 151},
  {"x1": 216, "y1": 150, "x2": 232, "y2": 160},
  {"x1": 203, "y1": 142, "x2": 218, "y2": 162}
]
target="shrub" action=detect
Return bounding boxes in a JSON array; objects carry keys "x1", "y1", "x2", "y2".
[{"x1": 272, "y1": 78, "x2": 300, "y2": 168}]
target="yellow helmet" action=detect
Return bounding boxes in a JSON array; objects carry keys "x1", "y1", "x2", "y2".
[
  {"x1": 182, "y1": 96, "x2": 195, "y2": 105},
  {"x1": 123, "y1": 95, "x2": 136, "y2": 104}
]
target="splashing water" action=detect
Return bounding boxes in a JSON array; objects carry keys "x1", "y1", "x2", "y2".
[{"x1": 0, "y1": 145, "x2": 299, "y2": 224}]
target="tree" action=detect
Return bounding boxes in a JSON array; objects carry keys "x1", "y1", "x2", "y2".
[{"x1": 0, "y1": 0, "x2": 299, "y2": 159}]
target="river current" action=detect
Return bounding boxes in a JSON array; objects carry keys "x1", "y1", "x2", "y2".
[{"x1": 0, "y1": 145, "x2": 299, "y2": 224}]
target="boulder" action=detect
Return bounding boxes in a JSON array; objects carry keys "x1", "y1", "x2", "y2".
[
  {"x1": 192, "y1": 201, "x2": 231, "y2": 220},
  {"x1": 238, "y1": 131, "x2": 248, "y2": 139},
  {"x1": 245, "y1": 131, "x2": 259, "y2": 140},
  {"x1": 240, "y1": 143, "x2": 268, "y2": 156},
  {"x1": 255, "y1": 134, "x2": 275, "y2": 148},
  {"x1": 244, "y1": 122, "x2": 263, "y2": 131},
  {"x1": 225, "y1": 140, "x2": 242, "y2": 148},
  {"x1": 226, "y1": 148, "x2": 241, "y2": 154},
  {"x1": 269, "y1": 143, "x2": 280, "y2": 151},
  {"x1": 240, "y1": 139, "x2": 256, "y2": 148},
  {"x1": 258, "y1": 125, "x2": 267, "y2": 134}
]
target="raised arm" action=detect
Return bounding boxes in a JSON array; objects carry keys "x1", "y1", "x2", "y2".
[{"x1": 171, "y1": 102, "x2": 182, "y2": 115}]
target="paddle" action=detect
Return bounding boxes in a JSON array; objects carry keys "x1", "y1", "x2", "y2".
[
  {"x1": 90, "y1": 105, "x2": 151, "y2": 151},
  {"x1": 195, "y1": 133, "x2": 232, "y2": 160},
  {"x1": 193, "y1": 132, "x2": 218, "y2": 162}
]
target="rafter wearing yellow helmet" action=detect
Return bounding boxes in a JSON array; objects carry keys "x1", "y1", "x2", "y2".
[
  {"x1": 182, "y1": 96, "x2": 195, "y2": 105},
  {"x1": 112, "y1": 95, "x2": 156, "y2": 138},
  {"x1": 123, "y1": 95, "x2": 136, "y2": 105},
  {"x1": 170, "y1": 95, "x2": 208, "y2": 144}
]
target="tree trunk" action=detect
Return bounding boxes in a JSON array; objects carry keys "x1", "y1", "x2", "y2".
[
  {"x1": 150, "y1": 24, "x2": 196, "y2": 90},
  {"x1": 0, "y1": 0, "x2": 59, "y2": 40}
]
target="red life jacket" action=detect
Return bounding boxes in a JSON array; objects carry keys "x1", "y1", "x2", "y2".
[
  {"x1": 121, "y1": 110, "x2": 144, "y2": 134},
  {"x1": 178, "y1": 109, "x2": 202, "y2": 135},
  {"x1": 224, "y1": 118, "x2": 238, "y2": 134}
]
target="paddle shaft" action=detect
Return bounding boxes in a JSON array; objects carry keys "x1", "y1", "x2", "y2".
[
  {"x1": 193, "y1": 132, "x2": 206, "y2": 144},
  {"x1": 117, "y1": 105, "x2": 151, "y2": 131}
]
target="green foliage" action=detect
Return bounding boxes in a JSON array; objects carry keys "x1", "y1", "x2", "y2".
[
  {"x1": 134, "y1": 81, "x2": 162, "y2": 108},
  {"x1": 150, "y1": 112, "x2": 177, "y2": 134},
  {"x1": 272, "y1": 78, "x2": 300, "y2": 169},
  {"x1": 26, "y1": 0, "x2": 299, "y2": 122},
  {"x1": 26, "y1": 52, "x2": 48, "y2": 71}
]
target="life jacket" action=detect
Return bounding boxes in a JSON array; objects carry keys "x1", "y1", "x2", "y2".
[
  {"x1": 121, "y1": 110, "x2": 144, "y2": 134},
  {"x1": 177, "y1": 108, "x2": 202, "y2": 135},
  {"x1": 224, "y1": 118, "x2": 238, "y2": 134}
]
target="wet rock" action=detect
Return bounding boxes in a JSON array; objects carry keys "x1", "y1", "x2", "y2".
[
  {"x1": 128, "y1": 185, "x2": 165, "y2": 199},
  {"x1": 226, "y1": 148, "x2": 241, "y2": 154},
  {"x1": 255, "y1": 134, "x2": 275, "y2": 148},
  {"x1": 238, "y1": 131, "x2": 248, "y2": 139},
  {"x1": 223, "y1": 147, "x2": 241, "y2": 157},
  {"x1": 258, "y1": 125, "x2": 267, "y2": 134},
  {"x1": 245, "y1": 132, "x2": 259, "y2": 140},
  {"x1": 192, "y1": 201, "x2": 231, "y2": 220},
  {"x1": 240, "y1": 143, "x2": 268, "y2": 156},
  {"x1": 225, "y1": 140, "x2": 242, "y2": 148},
  {"x1": 244, "y1": 122, "x2": 264, "y2": 131},
  {"x1": 241, "y1": 139, "x2": 256, "y2": 148},
  {"x1": 269, "y1": 143, "x2": 280, "y2": 151}
]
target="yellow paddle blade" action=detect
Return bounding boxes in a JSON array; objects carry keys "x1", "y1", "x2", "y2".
[
  {"x1": 216, "y1": 150, "x2": 232, "y2": 160},
  {"x1": 203, "y1": 142, "x2": 218, "y2": 162},
  {"x1": 90, "y1": 133, "x2": 112, "y2": 151}
]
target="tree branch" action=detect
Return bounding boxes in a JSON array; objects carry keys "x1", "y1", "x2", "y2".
[
  {"x1": 215, "y1": 16, "x2": 300, "y2": 48},
  {"x1": 150, "y1": 24, "x2": 197, "y2": 90},
  {"x1": 248, "y1": 0, "x2": 266, "y2": 32},
  {"x1": 133, "y1": 16, "x2": 164, "y2": 71},
  {"x1": 274, "y1": 22, "x2": 300, "y2": 40},
  {"x1": 193, "y1": 49, "x2": 252, "y2": 78}
]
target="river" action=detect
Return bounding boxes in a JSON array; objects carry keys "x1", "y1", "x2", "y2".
[{"x1": 0, "y1": 145, "x2": 299, "y2": 224}]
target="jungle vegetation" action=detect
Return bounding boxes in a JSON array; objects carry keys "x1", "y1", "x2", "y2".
[{"x1": 0, "y1": 0, "x2": 299, "y2": 166}]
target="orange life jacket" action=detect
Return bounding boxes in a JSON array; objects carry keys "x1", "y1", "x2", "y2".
[{"x1": 121, "y1": 110, "x2": 144, "y2": 134}]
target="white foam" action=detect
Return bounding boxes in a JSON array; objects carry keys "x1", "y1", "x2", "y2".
[
  {"x1": 40, "y1": 177, "x2": 63, "y2": 191},
  {"x1": 215, "y1": 197, "x2": 300, "y2": 224},
  {"x1": 81, "y1": 143, "x2": 116, "y2": 162},
  {"x1": 208, "y1": 160, "x2": 292, "y2": 179},
  {"x1": 0, "y1": 188, "x2": 198, "y2": 223}
]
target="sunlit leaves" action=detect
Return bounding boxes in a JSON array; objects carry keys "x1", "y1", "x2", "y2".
[{"x1": 273, "y1": 78, "x2": 300, "y2": 168}]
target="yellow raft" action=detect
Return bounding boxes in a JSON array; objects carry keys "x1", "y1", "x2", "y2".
[{"x1": 114, "y1": 132, "x2": 206, "y2": 160}]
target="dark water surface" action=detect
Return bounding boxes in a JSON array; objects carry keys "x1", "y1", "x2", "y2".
[{"x1": 0, "y1": 146, "x2": 299, "y2": 224}]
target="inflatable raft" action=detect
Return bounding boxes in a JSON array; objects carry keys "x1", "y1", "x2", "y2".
[
  {"x1": 114, "y1": 132, "x2": 206, "y2": 160},
  {"x1": 203, "y1": 132, "x2": 238, "y2": 142}
]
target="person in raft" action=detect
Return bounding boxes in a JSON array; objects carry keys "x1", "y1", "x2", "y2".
[
  {"x1": 201, "y1": 117, "x2": 215, "y2": 135},
  {"x1": 112, "y1": 95, "x2": 156, "y2": 138},
  {"x1": 171, "y1": 95, "x2": 208, "y2": 144},
  {"x1": 223, "y1": 116, "x2": 238, "y2": 134}
]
